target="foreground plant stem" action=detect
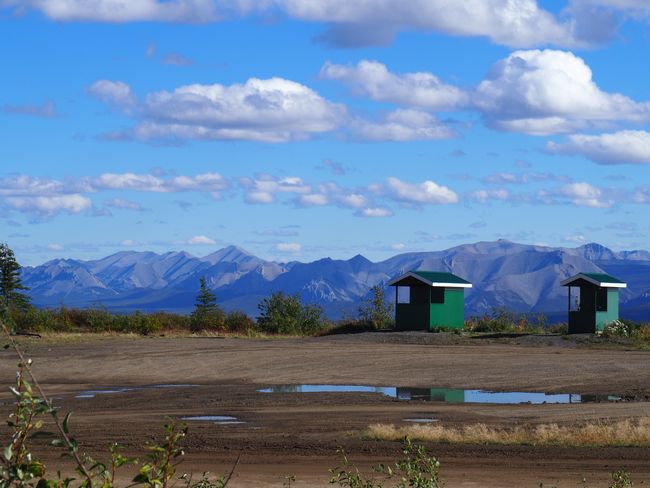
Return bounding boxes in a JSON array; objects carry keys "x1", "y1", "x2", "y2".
[{"x1": 1, "y1": 319, "x2": 95, "y2": 485}]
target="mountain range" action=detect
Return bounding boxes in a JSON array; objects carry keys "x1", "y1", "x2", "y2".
[{"x1": 21, "y1": 240, "x2": 650, "y2": 321}]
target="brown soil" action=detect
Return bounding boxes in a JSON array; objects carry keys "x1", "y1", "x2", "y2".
[{"x1": 1, "y1": 332, "x2": 650, "y2": 487}]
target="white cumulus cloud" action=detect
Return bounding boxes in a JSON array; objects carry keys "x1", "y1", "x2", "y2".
[
  {"x1": 275, "y1": 242, "x2": 302, "y2": 253},
  {"x1": 95, "y1": 77, "x2": 346, "y2": 143},
  {"x1": 8, "y1": 0, "x2": 219, "y2": 22},
  {"x1": 87, "y1": 80, "x2": 137, "y2": 107},
  {"x1": 474, "y1": 49, "x2": 650, "y2": 135},
  {"x1": 274, "y1": 0, "x2": 579, "y2": 48},
  {"x1": 92, "y1": 172, "x2": 229, "y2": 196},
  {"x1": 186, "y1": 235, "x2": 217, "y2": 245},
  {"x1": 354, "y1": 109, "x2": 456, "y2": 142},
  {"x1": 385, "y1": 177, "x2": 459, "y2": 205},
  {"x1": 5, "y1": 194, "x2": 92, "y2": 215},
  {"x1": 6, "y1": 1, "x2": 582, "y2": 48},
  {"x1": 298, "y1": 193, "x2": 329, "y2": 206},
  {"x1": 557, "y1": 182, "x2": 612, "y2": 208},
  {"x1": 321, "y1": 60, "x2": 469, "y2": 111},
  {"x1": 355, "y1": 207, "x2": 393, "y2": 218},
  {"x1": 547, "y1": 130, "x2": 650, "y2": 165},
  {"x1": 241, "y1": 175, "x2": 311, "y2": 204}
]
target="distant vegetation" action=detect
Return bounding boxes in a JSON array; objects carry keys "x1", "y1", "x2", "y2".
[
  {"x1": 2, "y1": 242, "x2": 650, "y2": 342},
  {"x1": 368, "y1": 418, "x2": 650, "y2": 448}
]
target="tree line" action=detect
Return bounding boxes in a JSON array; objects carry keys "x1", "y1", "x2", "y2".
[{"x1": 0, "y1": 242, "x2": 394, "y2": 335}]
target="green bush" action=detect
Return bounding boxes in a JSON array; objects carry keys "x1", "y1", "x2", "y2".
[
  {"x1": 465, "y1": 307, "x2": 546, "y2": 333},
  {"x1": 603, "y1": 320, "x2": 631, "y2": 338},
  {"x1": 12, "y1": 307, "x2": 189, "y2": 335},
  {"x1": 547, "y1": 322, "x2": 568, "y2": 334},
  {"x1": 224, "y1": 311, "x2": 255, "y2": 334},
  {"x1": 603, "y1": 319, "x2": 650, "y2": 344},
  {"x1": 190, "y1": 309, "x2": 225, "y2": 333},
  {"x1": 256, "y1": 292, "x2": 326, "y2": 335},
  {"x1": 358, "y1": 285, "x2": 394, "y2": 330},
  {"x1": 330, "y1": 438, "x2": 442, "y2": 488}
]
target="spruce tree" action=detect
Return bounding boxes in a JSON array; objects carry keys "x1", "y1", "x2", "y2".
[
  {"x1": 190, "y1": 276, "x2": 223, "y2": 331},
  {"x1": 194, "y1": 276, "x2": 218, "y2": 314},
  {"x1": 0, "y1": 242, "x2": 30, "y2": 309}
]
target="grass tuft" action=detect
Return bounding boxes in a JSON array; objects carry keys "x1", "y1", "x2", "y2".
[{"x1": 367, "y1": 417, "x2": 650, "y2": 447}]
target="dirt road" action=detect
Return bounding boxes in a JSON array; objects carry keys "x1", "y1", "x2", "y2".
[{"x1": 1, "y1": 332, "x2": 650, "y2": 487}]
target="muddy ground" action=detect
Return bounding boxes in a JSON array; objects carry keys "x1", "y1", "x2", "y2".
[{"x1": 1, "y1": 332, "x2": 650, "y2": 487}]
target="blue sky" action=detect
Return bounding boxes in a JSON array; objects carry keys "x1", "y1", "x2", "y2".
[{"x1": 2, "y1": 0, "x2": 650, "y2": 266}]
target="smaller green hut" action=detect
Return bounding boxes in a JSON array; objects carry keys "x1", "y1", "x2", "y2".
[
  {"x1": 561, "y1": 273, "x2": 627, "y2": 334},
  {"x1": 388, "y1": 271, "x2": 472, "y2": 331}
]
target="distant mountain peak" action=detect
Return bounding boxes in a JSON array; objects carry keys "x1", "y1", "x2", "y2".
[
  {"x1": 19, "y1": 240, "x2": 650, "y2": 320},
  {"x1": 203, "y1": 245, "x2": 256, "y2": 265},
  {"x1": 577, "y1": 242, "x2": 615, "y2": 261},
  {"x1": 349, "y1": 254, "x2": 371, "y2": 264}
]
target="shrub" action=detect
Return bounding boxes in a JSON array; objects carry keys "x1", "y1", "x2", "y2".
[
  {"x1": 256, "y1": 292, "x2": 326, "y2": 335},
  {"x1": 465, "y1": 307, "x2": 516, "y2": 332},
  {"x1": 632, "y1": 324, "x2": 650, "y2": 342},
  {"x1": 548, "y1": 322, "x2": 568, "y2": 334},
  {"x1": 150, "y1": 312, "x2": 191, "y2": 331},
  {"x1": 224, "y1": 311, "x2": 255, "y2": 334},
  {"x1": 465, "y1": 308, "x2": 546, "y2": 334},
  {"x1": 330, "y1": 438, "x2": 442, "y2": 488},
  {"x1": 12, "y1": 307, "x2": 193, "y2": 335},
  {"x1": 190, "y1": 310, "x2": 226, "y2": 333},
  {"x1": 603, "y1": 320, "x2": 631, "y2": 338},
  {"x1": 358, "y1": 285, "x2": 394, "y2": 330}
]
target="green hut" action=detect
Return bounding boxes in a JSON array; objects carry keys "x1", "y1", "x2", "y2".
[
  {"x1": 388, "y1": 271, "x2": 471, "y2": 331},
  {"x1": 561, "y1": 273, "x2": 627, "y2": 334}
]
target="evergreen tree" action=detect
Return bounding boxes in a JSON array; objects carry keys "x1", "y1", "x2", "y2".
[
  {"x1": 0, "y1": 242, "x2": 30, "y2": 310},
  {"x1": 194, "y1": 276, "x2": 218, "y2": 313},
  {"x1": 190, "y1": 277, "x2": 224, "y2": 331}
]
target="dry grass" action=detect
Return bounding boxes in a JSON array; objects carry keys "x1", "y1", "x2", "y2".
[{"x1": 367, "y1": 417, "x2": 650, "y2": 447}]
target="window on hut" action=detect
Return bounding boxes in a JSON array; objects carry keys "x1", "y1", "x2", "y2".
[{"x1": 431, "y1": 288, "x2": 444, "y2": 304}]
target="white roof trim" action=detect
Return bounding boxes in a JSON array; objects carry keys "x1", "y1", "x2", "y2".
[
  {"x1": 388, "y1": 271, "x2": 472, "y2": 288},
  {"x1": 560, "y1": 274, "x2": 627, "y2": 288}
]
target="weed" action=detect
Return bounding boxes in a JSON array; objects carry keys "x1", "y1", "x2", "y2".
[
  {"x1": 465, "y1": 307, "x2": 547, "y2": 334},
  {"x1": 330, "y1": 438, "x2": 442, "y2": 488}
]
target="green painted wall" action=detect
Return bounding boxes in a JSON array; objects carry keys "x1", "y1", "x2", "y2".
[
  {"x1": 429, "y1": 288, "x2": 465, "y2": 329},
  {"x1": 595, "y1": 289, "x2": 620, "y2": 332}
]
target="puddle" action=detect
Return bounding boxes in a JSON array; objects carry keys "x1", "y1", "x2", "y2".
[
  {"x1": 258, "y1": 385, "x2": 620, "y2": 405},
  {"x1": 75, "y1": 384, "x2": 198, "y2": 399},
  {"x1": 403, "y1": 418, "x2": 439, "y2": 423},
  {"x1": 258, "y1": 385, "x2": 397, "y2": 395},
  {"x1": 182, "y1": 415, "x2": 244, "y2": 425}
]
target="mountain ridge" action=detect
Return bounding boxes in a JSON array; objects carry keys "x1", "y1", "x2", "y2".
[{"x1": 21, "y1": 240, "x2": 650, "y2": 321}]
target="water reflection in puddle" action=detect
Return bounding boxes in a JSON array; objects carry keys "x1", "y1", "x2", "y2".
[
  {"x1": 182, "y1": 416, "x2": 244, "y2": 425},
  {"x1": 258, "y1": 385, "x2": 620, "y2": 404},
  {"x1": 75, "y1": 384, "x2": 198, "y2": 399},
  {"x1": 403, "y1": 418, "x2": 439, "y2": 423}
]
